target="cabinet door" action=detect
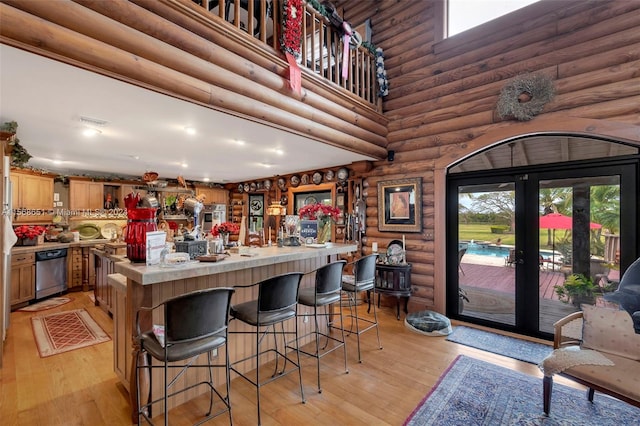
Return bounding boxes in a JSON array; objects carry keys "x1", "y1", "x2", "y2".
[
  {"x1": 10, "y1": 263, "x2": 35, "y2": 306},
  {"x1": 11, "y1": 172, "x2": 54, "y2": 222},
  {"x1": 69, "y1": 180, "x2": 103, "y2": 211},
  {"x1": 196, "y1": 188, "x2": 228, "y2": 204}
]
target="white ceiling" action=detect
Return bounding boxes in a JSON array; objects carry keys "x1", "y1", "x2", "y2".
[{"x1": 0, "y1": 44, "x2": 373, "y2": 184}]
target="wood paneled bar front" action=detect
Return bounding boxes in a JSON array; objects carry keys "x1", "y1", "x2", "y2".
[{"x1": 113, "y1": 243, "x2": 357, "y2": 420}]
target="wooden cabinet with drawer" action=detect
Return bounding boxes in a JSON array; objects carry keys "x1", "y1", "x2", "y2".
[
  {"x1": 67, "y1": 247, "x2": 83, "y2": 290},
  {"x1": 10, "y1": 252, "x2": 35, "y2": 308}
]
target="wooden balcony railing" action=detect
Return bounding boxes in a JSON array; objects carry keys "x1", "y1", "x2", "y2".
[{"x1": 192, "y1": 0, "x2": 380, "y2": 109}]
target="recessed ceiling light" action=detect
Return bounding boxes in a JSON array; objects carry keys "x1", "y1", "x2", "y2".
[
  {"x1": 52, "y1": 159, "x2": 63, "y2": 165},
  {"x1": 184, "y1": 126, "x2": 196, "y2": 135},
  {"x1": 203, "y1": 177, "x2": 210, "y2": 182},
  {"x1": 261, "y1": 163, "x2": 273, "y2": 168},
  {"x1": 235, "y1": 140, "x2": 246, "y2": 146},
  {"x1": 82, "y1": 127, "x2": 101, "y2": 137},
  {"x1": 181, "y1": 162, "x2": 188, "y2": 168},
  {"x1": 274, "y1": 149, "x2": 284, "y2": 155},
  {"x1": 130, "y1": 155, "x2": 140, "y2": 160}
]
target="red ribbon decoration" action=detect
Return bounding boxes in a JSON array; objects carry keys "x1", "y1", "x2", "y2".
[
  {"x1": 341, "y1": 21, "x2": 352, "y2": 80},
  {"x1": 286, "y1": 52, "x2": 301, "y2": 95}
]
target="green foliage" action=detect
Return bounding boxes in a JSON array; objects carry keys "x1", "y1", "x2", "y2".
[
  {"x1": 1, "y1": 121, "x2": 32, "y2": 167},
  {"x1": 554, "y1": 274, "x2": 599, "y2": 305},
  {"x1": 490, "y1": 226, "x2": 509, "y2": 234}
]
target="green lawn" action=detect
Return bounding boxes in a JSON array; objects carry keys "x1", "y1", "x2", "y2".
[{"x1": 458, "y1": 223, "x2": 571, "y2": 249}]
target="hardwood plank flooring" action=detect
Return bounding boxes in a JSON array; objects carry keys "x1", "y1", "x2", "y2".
[{"x1": 1, "y1": 291, "x2": 584, "y2": 425}]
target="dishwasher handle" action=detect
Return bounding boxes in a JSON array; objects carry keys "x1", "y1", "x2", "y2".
[{"x1": 35, "y1": 248, "x2": 68, "y2": 261}]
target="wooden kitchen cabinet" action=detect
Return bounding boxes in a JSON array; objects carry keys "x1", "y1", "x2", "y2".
[
  {"x1": 10, "y1": 252, "x2": 35, "y2": 308},
  {"x1": 195, "y1": 187, "x2": 228, "y2": 204},
  {"x1": 93, "y1": 248, "x2": 125, "y2": 315},
  {"x1": 67, "y1": 247, "x2": 83, "y2": 290},
  {"x1": 69, "y1": 179, "x2": 103, "y2": 211},
  {"x1": 10, "y1": 170, "x2": 54, "y2": 223}
]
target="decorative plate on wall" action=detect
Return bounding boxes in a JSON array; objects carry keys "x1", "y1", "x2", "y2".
[
  {"x1": 301, "y1": 174, "x2": 309, "y2": 185},
  {"x1": 325, "y1": 170, "x2": 334, "y2": 181},
  {"x1": 237, "y1": 183, "x2": 244, "y2": 193},
  {"x1": 250, "y1": 182, "x2": 257, "y2": 192},
  {"x1": 312, "y1": 172, "x2": 323, "y2": 185},
  {"x1": 264, "y1": 179, "x2": 272, "y2": 190},
  {"x1": 277, "y1": 177, "x2": 286, "y2": 191},
  {"x1": 243, "y1": 183, "x2": 250, "y2": 193},
  {"x1": 337, "y1": 167, "x2": 349, "y2": 182},
  {"x1": 290, "y1": 175, "x2": 300, "y2": 187}
]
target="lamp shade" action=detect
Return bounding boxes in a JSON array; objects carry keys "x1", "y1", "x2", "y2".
[{"x1": 267, "y1": 202, "x2": 286, "y2": 216}]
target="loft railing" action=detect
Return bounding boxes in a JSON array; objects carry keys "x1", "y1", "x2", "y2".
[{"x1": 191, "y1": 0, "x2": 380, "y2": 109}]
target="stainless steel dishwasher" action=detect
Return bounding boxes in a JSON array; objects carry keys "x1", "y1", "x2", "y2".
[{"x1": 35, "y1": 248, "x2": 68, "y2": 300}]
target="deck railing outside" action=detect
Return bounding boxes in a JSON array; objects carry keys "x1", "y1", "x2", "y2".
[{"x1": 192, "y1": 0, "x2": 380, "y2": 109}]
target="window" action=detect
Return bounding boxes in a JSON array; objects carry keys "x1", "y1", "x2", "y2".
[{"x1": 448, "y1": 0, "x2": 539, "y2": 37}]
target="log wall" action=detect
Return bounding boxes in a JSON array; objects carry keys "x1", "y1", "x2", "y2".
[{"x1": 335, "y1": 0, "x2": 640, "y2": 312}]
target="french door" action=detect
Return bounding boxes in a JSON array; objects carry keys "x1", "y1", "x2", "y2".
[{"x1": 447, "y1": 160, "x2": 636, "y2": 338}]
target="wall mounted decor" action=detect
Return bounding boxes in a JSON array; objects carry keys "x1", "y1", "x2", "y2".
[{"x1": 377, "y1": 177, "x2": 422, "y2": 232}]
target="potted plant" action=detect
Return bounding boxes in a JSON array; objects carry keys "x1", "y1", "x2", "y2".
[{"x1": 554, "y1": 273, "x2": 600, "y2": 307}]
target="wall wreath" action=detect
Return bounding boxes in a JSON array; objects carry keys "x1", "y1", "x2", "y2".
[{"x1": 496, "y1": 73, "x2": 555, "y2": 121}]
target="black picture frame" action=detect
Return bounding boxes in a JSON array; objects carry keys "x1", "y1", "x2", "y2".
[{"x1": 377, "y1": 177, "x2": 422, "y2": 232}]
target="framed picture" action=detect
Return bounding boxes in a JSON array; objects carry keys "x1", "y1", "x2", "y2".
[{"x1": 377, "y1": 177, "x2": 422, "y2": 232}]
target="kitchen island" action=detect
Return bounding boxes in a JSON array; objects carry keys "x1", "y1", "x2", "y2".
[{"x1": 112, "y1": 242, "x2": 357, "y2": 420}]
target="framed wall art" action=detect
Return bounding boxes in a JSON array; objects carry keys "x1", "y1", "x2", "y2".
[{"x1": 377, "y1": 177, "x2": 422, "y2": 232}]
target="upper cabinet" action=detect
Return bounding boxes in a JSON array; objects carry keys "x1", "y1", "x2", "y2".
[
  {"x1": 69, "y1": 179, "x2": 103, "y2": 211},
  {"x1": 10, "y1": 170, "x2": 54, "y2": 223},
  {"x1": 195, "y1": 187, "x2": 228, "y2": 205}
]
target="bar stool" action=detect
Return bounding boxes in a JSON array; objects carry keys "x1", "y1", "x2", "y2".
[
  {"x1": 296, "y1": 260, "x2": 348, "y2": 393},
  {"x1": 135, "y1": 287, "x2": 235, "y2": 426},
  {"x1": 229, "y1": 272, "x2": 305, "y2": 425},
  {"x1": 340, "y1": 253, "x2": 381, "y2": 363}
]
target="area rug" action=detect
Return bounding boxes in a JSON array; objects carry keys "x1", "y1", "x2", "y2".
[
  {"x1": 18, "y1": 297, "x2": 73, "y2": 312},
  {"x1": 31, "y1": 309, "x2": 110, "y2": 357},
  {"x1": 446, "y1": 325, "x2": 552, "y2": 364},
  {"x1": 404, "y1": 355, "x2": 640, "y2": 425}
]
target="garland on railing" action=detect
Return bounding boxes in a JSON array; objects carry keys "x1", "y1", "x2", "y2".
[
  {"x1": 281, "y1": 0, "x2": 303, "y2": 94},
  {"x1": 362, "y1": 41, "x2": 389, "y2": 97}
]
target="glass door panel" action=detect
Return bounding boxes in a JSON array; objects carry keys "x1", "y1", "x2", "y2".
[
  {"x1": 537, "y1": 175, "x2": 621, "y2": 334},
  {"x1": 458, "y1": 182, "x2": 516, "y2": 326}
]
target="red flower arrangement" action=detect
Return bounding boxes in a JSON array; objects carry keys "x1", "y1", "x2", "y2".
[
  {"x1": 14, "y1": 225, "x2": 46, "y2": 239},
  {"x1": 210, "y1": 222, "x2": 240, "y2": 237},
  {"x1": 298, "y1": 203, "x2": 341, "y2": 221},
  {"x1": 280, "y1": 0, "x2": 303, "y2": 58}
]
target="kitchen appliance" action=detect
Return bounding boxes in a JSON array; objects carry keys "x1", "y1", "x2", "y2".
[
  {"x1": 35, "y1": 248, "x2": 68, "y2": 300},
  {"x1": 2, "y1": 155, "x2": 14, "y2": 340},
  {"x1": 203, "y1": 204, "x2": 226, "y2": 233}
]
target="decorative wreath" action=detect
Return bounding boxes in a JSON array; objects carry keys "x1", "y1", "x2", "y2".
[{"x1": 496, "y1": 73, "x2": 555, "y2": 121}]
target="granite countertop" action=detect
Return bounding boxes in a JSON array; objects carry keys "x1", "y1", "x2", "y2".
[
  {"x1": 114, "y1": 243, "x2": 357, "y2": 286},
  {"x1": 11, "y1": 239, "x2": 110, "y2": 255}
]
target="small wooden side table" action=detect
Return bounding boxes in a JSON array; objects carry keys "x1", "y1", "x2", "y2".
[{"x1": 373, "y1": 263, "x2": 412, "y2": 320}]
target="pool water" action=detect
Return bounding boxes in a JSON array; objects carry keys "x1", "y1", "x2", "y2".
[
  {"x1": 460, "y1": 242, "x2": 562, "y2": 261},
  {"x1": 463, "y1": 243, "x2": 510, "y2": 258}
]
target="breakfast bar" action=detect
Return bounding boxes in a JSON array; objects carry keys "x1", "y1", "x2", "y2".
[{"x1": 112, "y1": 243, "x2": 357, "y2": 419}]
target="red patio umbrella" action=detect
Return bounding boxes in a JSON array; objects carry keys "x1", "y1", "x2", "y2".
[
  {"x1": 539, "y1": 212, "x2": 602, "y2": 230},
  {"x1": 539, "y1": 213, "x2": 602, "y2": 266}
]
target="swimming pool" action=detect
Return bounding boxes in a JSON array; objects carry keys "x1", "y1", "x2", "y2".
[
  {"x1": 460, "y1": 242, "x2": 562, "y2": 261},
  {"x1": 462, "y1": 242, "x2": 510, "y2": 258}
]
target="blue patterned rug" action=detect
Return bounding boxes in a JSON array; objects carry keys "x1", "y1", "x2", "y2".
[
  {"x1": 446, "y1": 325, "x2": 553, "y2": 364},
  {"x1": 404, "y1": 355, "x2": 640, "y2": 425}
]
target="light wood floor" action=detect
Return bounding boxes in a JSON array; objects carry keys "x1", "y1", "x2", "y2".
[{"x1": 1, "y1": 291, "x2": 579, "y2": 425}]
